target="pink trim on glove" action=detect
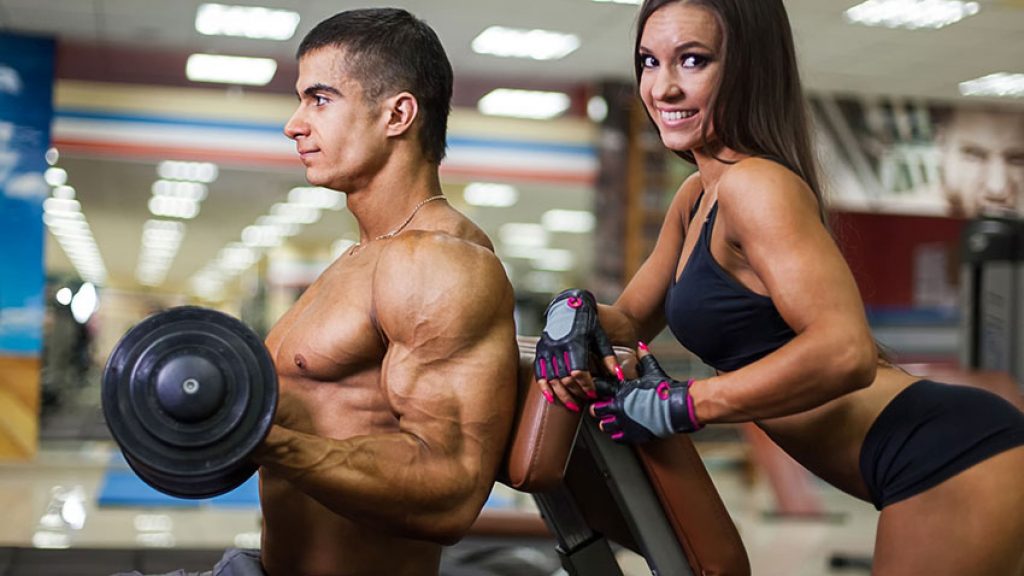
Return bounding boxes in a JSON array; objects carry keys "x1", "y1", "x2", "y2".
[{"x1": 686, "y1": 379, "x2": 703, "y2": 430}]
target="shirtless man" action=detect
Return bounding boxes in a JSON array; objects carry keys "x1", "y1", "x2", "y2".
[{"x1": 250, "y1": 8, "x2": 518, "y2": 576}]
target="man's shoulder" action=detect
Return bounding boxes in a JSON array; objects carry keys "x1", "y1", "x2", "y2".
[
  {"x1": 381, "y1": 229, "x2": 497, "y2": 265},
  {"x1": 372, "y1": 231, "x2": 513, "y2": 340},
  {"x1": 374, "y1": 231, "x2": 508, "y2": 297}
]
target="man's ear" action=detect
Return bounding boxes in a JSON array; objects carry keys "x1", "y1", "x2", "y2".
[{"x1": 384, "y1": 92, "x2": 418, "y2": 138}]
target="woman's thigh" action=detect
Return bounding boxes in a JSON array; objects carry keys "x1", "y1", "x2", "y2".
[{"x1": 872, "y1": 446, "x2": 1024, "y2": 576}]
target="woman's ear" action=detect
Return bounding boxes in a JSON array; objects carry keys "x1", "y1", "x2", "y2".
[{"x1": 385, "y1": 92, "x2": 419, "y2": 138}]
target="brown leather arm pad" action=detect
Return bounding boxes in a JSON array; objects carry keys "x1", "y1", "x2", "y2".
[
  {"x1": 498, "y1": 337, "x2": 582, "y2": 492},
  {"x1": 638, "y1": 436, "x2": 751, "y2": 575}
]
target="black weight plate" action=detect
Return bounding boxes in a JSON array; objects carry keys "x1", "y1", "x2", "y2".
[{"x1": 102, "y1": 306, "x2": 277, "y2": 499}]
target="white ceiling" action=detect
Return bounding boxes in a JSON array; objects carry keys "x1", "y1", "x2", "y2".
[
  {"x1": 1, "y1": 0, "x2": 1022, "y2": 297},
  {"x1": 1, "y1": 0, "x2": 1022, "y2": 101}
]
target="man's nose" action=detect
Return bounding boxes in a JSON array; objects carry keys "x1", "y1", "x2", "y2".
[
  {"x1": 284, "y1": 108, "x2": 307, "y2": 140},
  {"x1": 983, "y1": 157, "x2": 1011, "y2": 200}
]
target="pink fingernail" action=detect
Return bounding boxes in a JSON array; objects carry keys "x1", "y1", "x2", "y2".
[
  {"x1": 615, "y1": 365, "x2": 624, "y2": 381},
  {"x1": 540, "y1": 359, "x2": 548, "y2": 380},
  {"x1": 600, "y1": 416, "x2": 615, "y2": 425},
  {"x1": 587, "y1": 389, "x2": 598, "y2": 399},
  {"x1": 593, "y1": 400, "x2": 612, "y2": 409},
  {"x1": 542, "y1": 390, "x2": 554, "y2": 404},
  {"x1": 638, "y1": 341, "x2": 649, "y2": 352},
  {"x1": 565, "y1": 401, "x2": 580, "y2": 413},
  {"x1": 611, "y1": 432, "x2": 624, "y2": 440}
]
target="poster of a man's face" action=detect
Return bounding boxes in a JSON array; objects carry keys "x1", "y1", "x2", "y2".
[
  {"x1": 940, "y1": 109, "x2": 1024, "y2": 218},
  {"x1": 811, "y1": 95, "x2": 1024, "y2": 219}
]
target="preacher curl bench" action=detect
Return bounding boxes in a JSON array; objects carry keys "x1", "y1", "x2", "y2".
[{"x1": 496, "y1": 337, "x2": 750, "y2": 576}]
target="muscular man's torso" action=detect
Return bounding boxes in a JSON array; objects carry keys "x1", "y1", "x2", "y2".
[{"x1": 259, "y1": 212, "x2": 492, "y2": 576}]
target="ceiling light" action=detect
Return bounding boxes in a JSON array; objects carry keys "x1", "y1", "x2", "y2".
[
  {"x1": 288, "y1": 187, "x2": 345, "y2": 210},
  {"x1": 270, "y1": 202, "x2": 320, "y2": 225},
  {"x1": 959, "y1": 73, "x2": 1024, "y2": 98},
  {"x1": 499, "y1": 223, "x2": 549, "y2": 248},
  {"x1": 70, "y1": 282, "x2": 98, "y2": 324},
  {"x1": 149, "y1": 196, "x2": 200, "y2": 219},
  {"x1": 464, "y1": 183, "x2": 518, "y2": 207},
  {"x1": 478, "y1": 89, "x2": 571, "y2": 120},
  {"x1": 136, "y1": 220, "x2": 185, "y2": 286},
  {"x1": 241, "y1": 224, "x2": 285, "y2": 248},
  {"x1": 542, "y1": 209, "x2": 595, "y2": 233},
  {"x1": 44, "y1": 167, "x2": 67, "y2": 187},
  {"x1": 158, "y1": 161, "x2": 219, "y2": 183},
  {"x1": 52, "y1": 185, "x2": 75, "y2": 200},
  {"x1": 45, "y1": 147, "x2": 59, "y2": 166},
  {"x1": 55, "y1": 287, "x2": 72, "y2": 306},
  {"x1": 186, "y1": 54, "x2": 277, "y2": 86},
  {"x1": 587, "y1": 96, "x2": 609, "y2": 123},
  {"x1": 471, "y1": 26, "x2": 580, "y2": 61},
  {"x1": 195, "y1": 3, "x2": 300, "y2": 41},
  {"x1": 844, "y1": 0, "x2": 980, "y2": 30},
  {"x1": 152, "y1": 180, "x2": 208, "y2": 202},
  {"x1": 530, "y1": 249, "x2": 575, "y2": 272}
]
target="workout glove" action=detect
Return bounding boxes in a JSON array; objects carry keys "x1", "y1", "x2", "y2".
[
  {"x1": 534, "y1": 289, "x2": 615, "y2": 382},
  {"x1": 592, "y1": 352, "x2": 702, "y2": 444}
]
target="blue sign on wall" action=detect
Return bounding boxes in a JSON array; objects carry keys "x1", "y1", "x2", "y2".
[{"x1": 0, "y1": 33, "x2": 55, "y2": 355}]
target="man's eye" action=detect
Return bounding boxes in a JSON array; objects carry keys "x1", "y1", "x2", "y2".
[
  {"x1": 961, "y1": 146, "x2": 988, "y2": 161},
  {"x1": 314, "y1": 96, "x2": 329, "y2": 106}
]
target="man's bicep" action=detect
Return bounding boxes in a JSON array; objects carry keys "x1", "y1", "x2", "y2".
[{"x1": 376, "y1": 237, "x2": 517, "y2": 460}]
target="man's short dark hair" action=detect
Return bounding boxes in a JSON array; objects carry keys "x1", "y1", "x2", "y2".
[{"x1": 298, "y1": 8, "x2": 453, "y2": 165}]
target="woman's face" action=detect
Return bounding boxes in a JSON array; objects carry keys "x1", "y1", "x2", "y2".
[{"x1": 638, "y1": 2, "x2": 723, "y2": 153}]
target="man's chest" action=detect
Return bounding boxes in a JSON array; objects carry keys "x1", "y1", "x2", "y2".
[{"x1": 267, "y1": 259, "x2": 386, "y2": 383}]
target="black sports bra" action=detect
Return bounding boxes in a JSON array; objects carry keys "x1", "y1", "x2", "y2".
[{"x1": 664, "y1": 194, "x2": 796, "y2": 372}]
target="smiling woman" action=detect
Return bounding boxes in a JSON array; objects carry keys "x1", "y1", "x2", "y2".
[{"x1": 533, "y1": 1, "x2": 1024, "y2": 575}]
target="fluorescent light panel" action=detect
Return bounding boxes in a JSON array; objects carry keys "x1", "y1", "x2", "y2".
[
  {"x1": 158, "y1": 161, "x2": 218, "y2": 183},
  {"x1": 43, "y1": 178, "x2": 107, "y2": 285},
  {"x1": 499, "y1": 223, "x2": 548, "y2": 249},
  {"x1": 478, "y1": 89, "x2": 571, "y2": 120},
  {"x1": 464, "y1": 183, "x2": 518, "y2": 207},
  {"x1": 195, "y1": 3, "x2": 300, "y2": 41},
  {"x1": 186, "y1": 54, "x2": 277, "y2": 86},
  {"x1": 472, "y1": 26, "x2": 580, "y2": 61},
  {"x1": 844, "y1": 0, "x2": 979, "y2": 30},
  {"x1": 542, "y1": 209, "x2": 595, "y2": 233},
  {"x1": 959, "y1": 73, "x2": 1024, "y2": 98}
]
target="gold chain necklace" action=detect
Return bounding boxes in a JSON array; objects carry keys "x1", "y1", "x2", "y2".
[{"x1": 352, "y1": 195, "x2": 446, "y2": 252}]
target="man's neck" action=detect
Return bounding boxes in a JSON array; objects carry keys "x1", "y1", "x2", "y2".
[{"x1": 347, "y1": 158, "x2": 444, "y2": 243}]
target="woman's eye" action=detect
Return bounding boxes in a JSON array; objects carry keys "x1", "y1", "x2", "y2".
[
  {"x1": 640, "y1": 54, "x2": 658, "y2": 68},
  {"x1": 681, "y1": 54, "x2": 708, "y2": 69}
]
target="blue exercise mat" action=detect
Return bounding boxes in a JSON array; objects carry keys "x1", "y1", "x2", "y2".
[{"x1": 98, "y1": 454, "x2": 260, "y2": 508}]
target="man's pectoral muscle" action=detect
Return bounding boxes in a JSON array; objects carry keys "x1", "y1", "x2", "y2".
[{"x1": 253, "y1": 232, "x2": 518, "y2": 544}]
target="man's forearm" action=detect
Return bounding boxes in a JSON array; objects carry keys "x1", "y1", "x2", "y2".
[{"x1": 253, "y1": 425, "x2": 484, "y2": 544}]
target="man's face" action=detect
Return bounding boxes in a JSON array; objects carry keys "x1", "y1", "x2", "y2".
[
  {"x1": 284, "y1": 47, "x2": 387, "y2": 192},
  {"x1": 942, "y1": 110, "x2": 1024, "y2": 217}
]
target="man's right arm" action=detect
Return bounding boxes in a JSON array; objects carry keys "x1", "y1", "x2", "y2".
[{"x1": 253, "y1": 233, "x2": 518, "y2": 544}]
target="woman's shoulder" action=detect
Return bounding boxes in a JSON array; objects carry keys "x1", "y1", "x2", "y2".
[{"x1": 718, "y1": 157, "x2": 814, "y2": 212}]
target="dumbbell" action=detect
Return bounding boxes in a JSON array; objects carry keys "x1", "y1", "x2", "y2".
[{"x1": 101, "y1": 306, "x2": 277, "y2": 499}]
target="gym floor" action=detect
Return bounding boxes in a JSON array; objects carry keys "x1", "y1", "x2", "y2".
[{"x1": 0, "y1": 437, "x2": 880, "y2": 574}]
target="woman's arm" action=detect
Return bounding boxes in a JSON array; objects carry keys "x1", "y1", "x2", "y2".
[
  {"x1": 607, "y1": 171, "x2": 704, "y2": 344},
  {"x1": 692, "y1": 158, "x2": 877, "y2": 424},
  {"x1": 537, "y1": 172, "x2": 703, "y2": 405}
]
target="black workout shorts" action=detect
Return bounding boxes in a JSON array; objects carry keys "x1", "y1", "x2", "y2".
[{"x1": 859, "y1": 379, "x2": 1024, "y2": 511}]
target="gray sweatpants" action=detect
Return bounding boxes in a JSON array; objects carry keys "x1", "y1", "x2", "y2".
[{"x1": 113, "y1": 548, "x2": 265, "y2": 576}]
